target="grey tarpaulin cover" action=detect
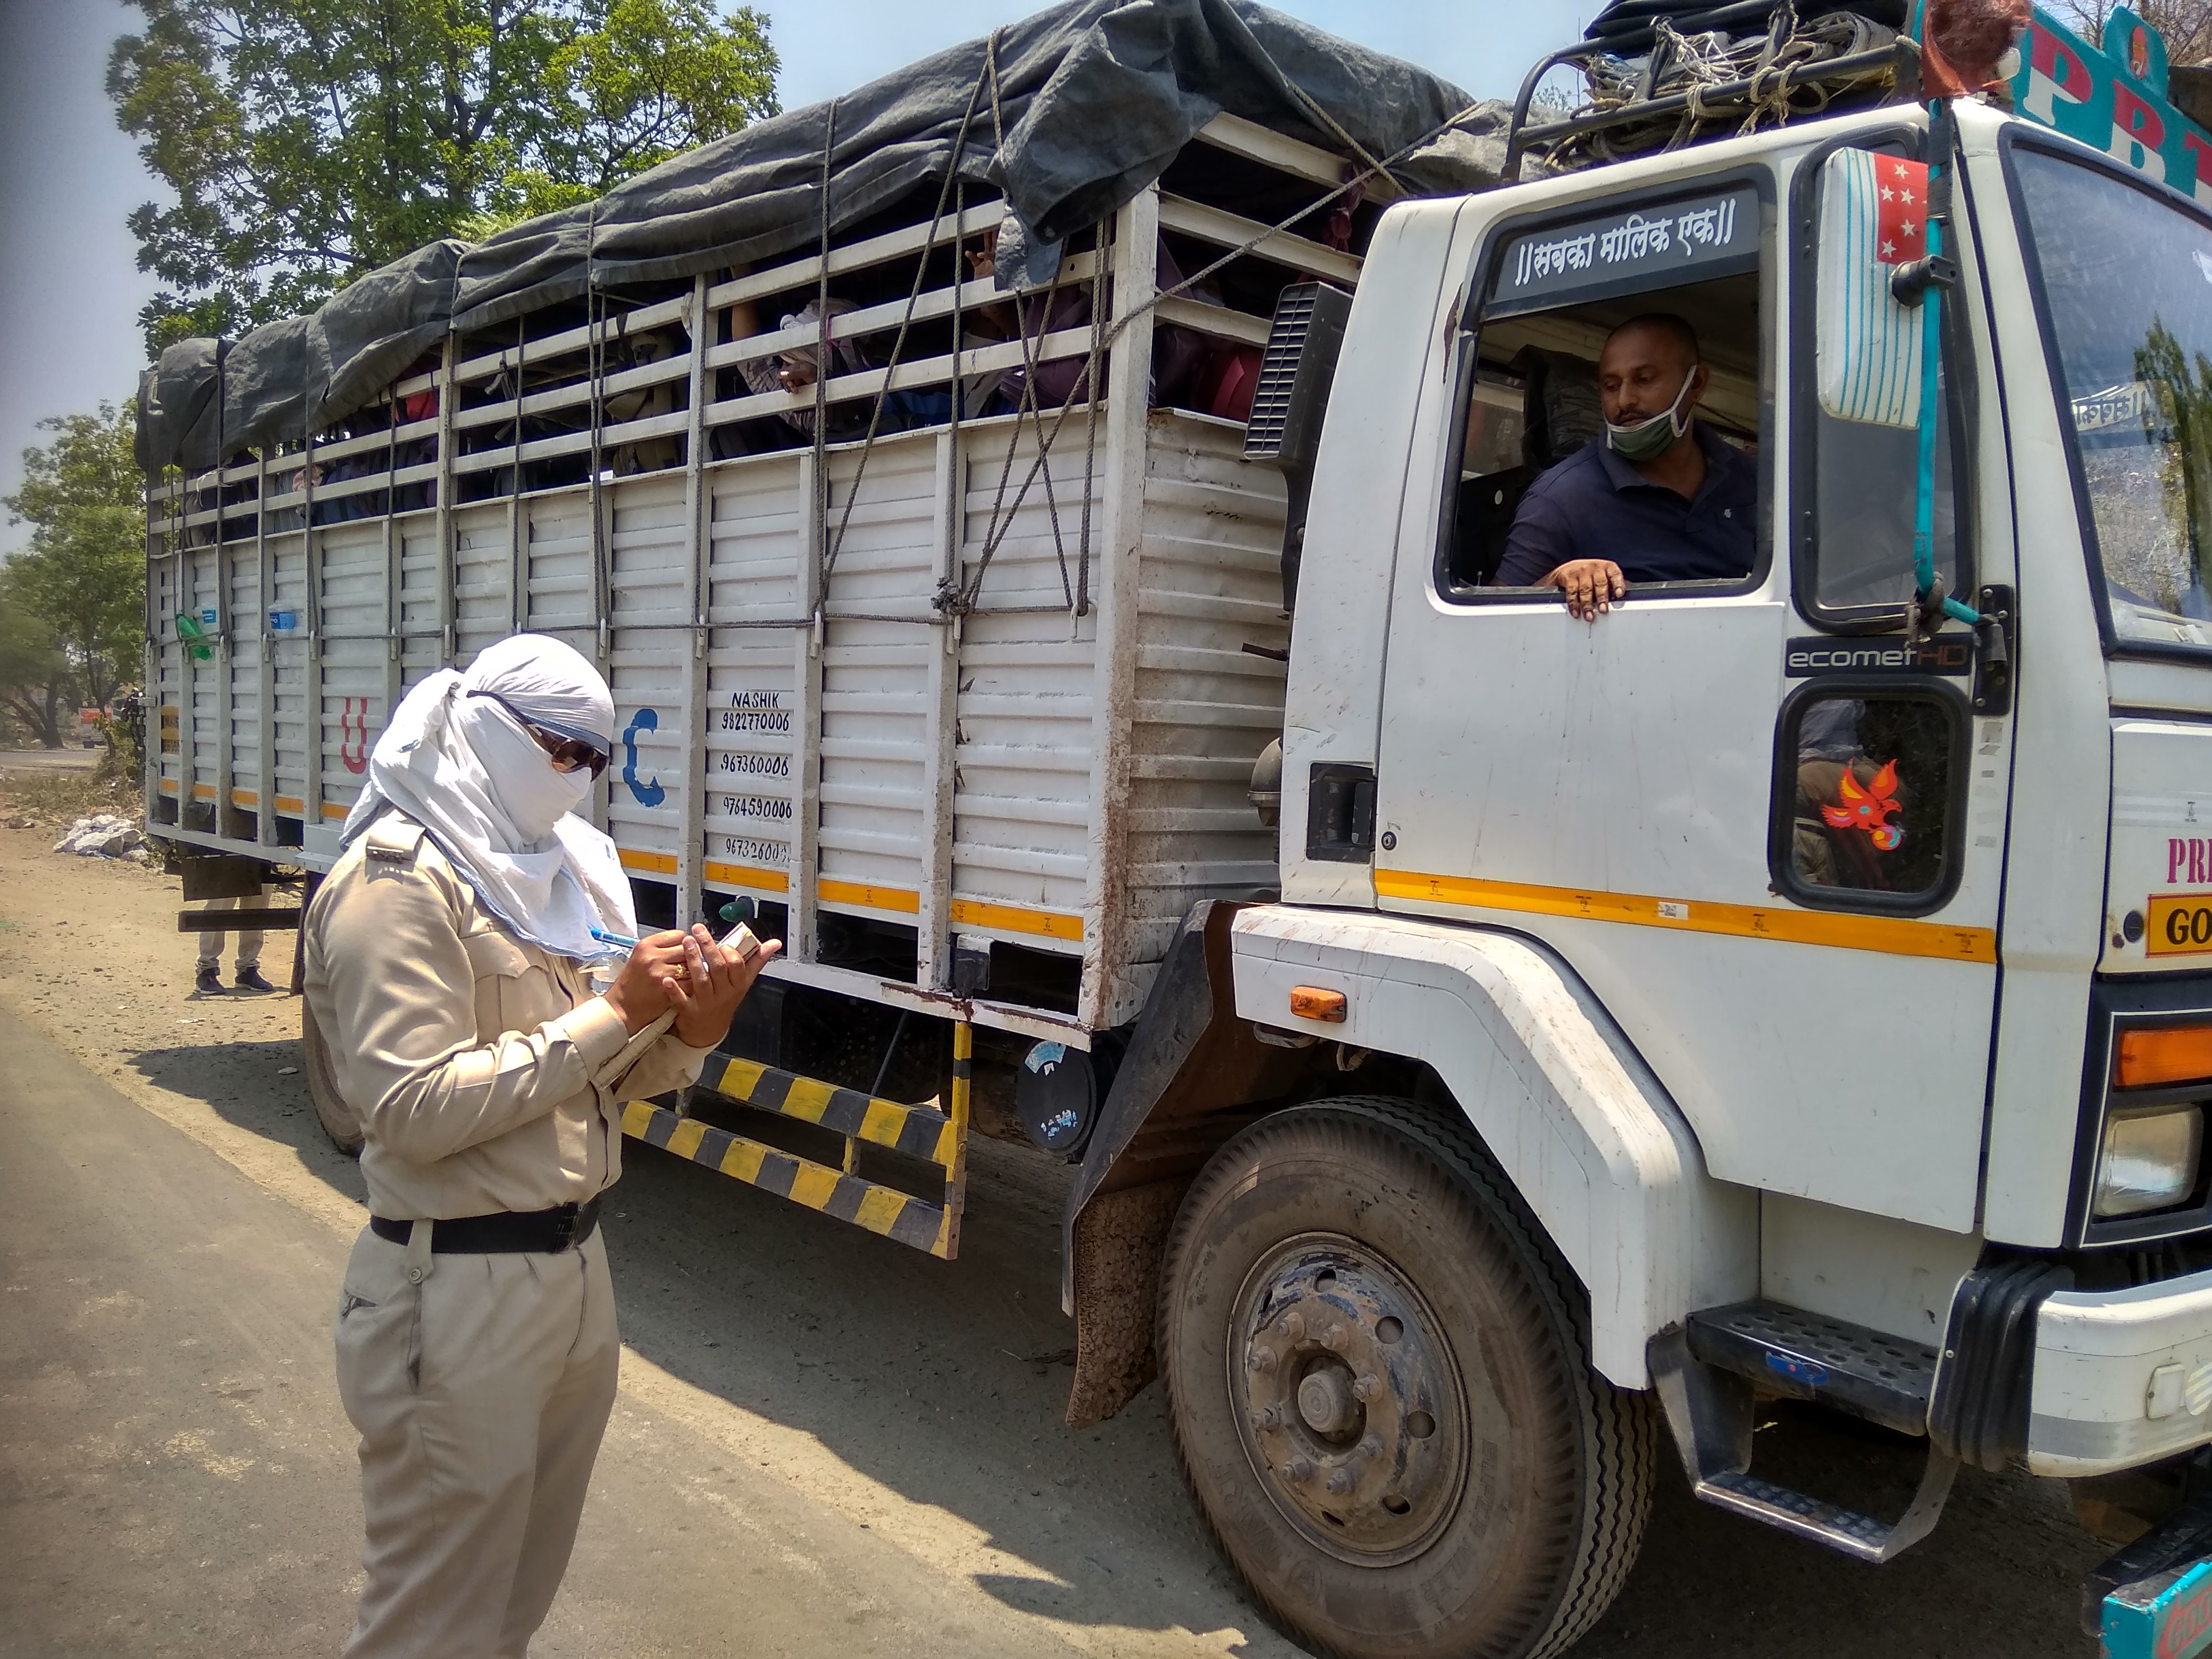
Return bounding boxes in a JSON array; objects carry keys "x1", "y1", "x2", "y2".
[{"x1": 137, "y1": 0, "x2": 1506, "y2": 475}]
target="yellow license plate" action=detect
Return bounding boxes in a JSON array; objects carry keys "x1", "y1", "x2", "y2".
[{"x1": 2146, "y1": 894, "x2": 2212, "y2": 956}]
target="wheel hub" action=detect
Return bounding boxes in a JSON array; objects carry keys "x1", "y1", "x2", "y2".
[{"x1": 1230, "y1": 1234, "x2": 1467, "y2": 1564}]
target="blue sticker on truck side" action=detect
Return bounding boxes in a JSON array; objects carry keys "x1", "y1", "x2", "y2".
[{"x1": 623, "y1": 709, "x2": 665, "y2": 807}]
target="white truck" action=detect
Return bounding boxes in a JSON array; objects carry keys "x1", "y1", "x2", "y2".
[{"x1": 138, "y1": 1, "x2": 2212, "y2": 1653}]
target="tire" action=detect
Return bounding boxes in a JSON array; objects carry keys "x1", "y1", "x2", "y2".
[
  {"x1": 1159, "y1": 1096, "x2": 1653, "y2": 1659},
  {"x1": 301, "y1": 996, "x2": 364, "y2": 1158}
]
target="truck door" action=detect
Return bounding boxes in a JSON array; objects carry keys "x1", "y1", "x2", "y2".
[{"x1": 1369, "y1": 146, "x2": 2009, "y2": 1234}]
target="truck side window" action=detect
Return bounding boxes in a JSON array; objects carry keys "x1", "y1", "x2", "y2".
[
  {"x1": 1773, "y1": 688, "x2": 1963, "y2": 910},
  {"x1": 1802, "y1": 144, "x2": 1964, "y2": 616},
  {"x1": 1439, "y1": 178, "x2": 1766, "y2": 597}
]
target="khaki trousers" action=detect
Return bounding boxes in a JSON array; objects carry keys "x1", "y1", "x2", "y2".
[
  {"x1": 333, "y1": 1222, "x2": 619, "y2": 1659},
  {"x1": 195, "y1": 890, "x2": 269, "y2": 969}
]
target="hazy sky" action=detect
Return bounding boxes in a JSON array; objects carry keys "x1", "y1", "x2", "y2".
[{"x1": 0, "y1": 0, "x2": 1590, "y2": 535}]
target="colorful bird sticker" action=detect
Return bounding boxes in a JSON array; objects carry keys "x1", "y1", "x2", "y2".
[{"x1": 1822, "y1": 760, "x2": 1904, "y2": 850}]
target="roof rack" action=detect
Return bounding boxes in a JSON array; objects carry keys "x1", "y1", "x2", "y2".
[{"x1": 1504, "y1": 4, "x2": 1922, "y2": 178}]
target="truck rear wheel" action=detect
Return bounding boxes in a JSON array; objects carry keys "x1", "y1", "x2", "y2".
[
  {"x1": 300, "y1": 997, "x2": 363, "y2": 1158},
  {"x1": 1159, "y1": 1097, "x2": 1651, "y2": 1659}
]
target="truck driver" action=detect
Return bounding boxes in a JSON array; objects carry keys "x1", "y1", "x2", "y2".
[{"x1": 1495, "y1": 313, "x2": 1756, "y2": 618}]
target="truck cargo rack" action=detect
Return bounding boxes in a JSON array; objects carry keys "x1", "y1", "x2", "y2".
[
  {"x1": 139, "y1": 103, "x2": 1369, "y2": 1040},
  {"x1": 1505, "y1": 4, "x2": 1918, "y2": 177}
]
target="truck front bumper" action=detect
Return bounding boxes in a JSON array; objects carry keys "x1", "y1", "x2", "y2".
[{"x1": 2031, "y1": 1266, "x2": 2212, "y2": 1477}]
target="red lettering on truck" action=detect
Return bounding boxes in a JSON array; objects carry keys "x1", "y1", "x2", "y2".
[{"x1": 2156, "y1": 1574, "x2": 2212, "y2": 1659}]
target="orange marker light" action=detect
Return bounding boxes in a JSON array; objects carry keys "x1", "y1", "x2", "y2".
[
  {"x1": 2116, "y1": 1025, "x2": 2212, "y2": 1090},
  {"x1": 1290, "y1": 986, "x2": 1347, "y2": 1023}
]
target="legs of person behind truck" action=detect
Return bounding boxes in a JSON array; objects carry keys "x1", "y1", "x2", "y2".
[{"x1": 192, "y1": 890, "x2": 275, "y2": 994}]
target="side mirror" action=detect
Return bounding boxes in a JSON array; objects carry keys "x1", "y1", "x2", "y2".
[{"x1": 1813, "y1": 148, "x2": 1926, "y2": 430}]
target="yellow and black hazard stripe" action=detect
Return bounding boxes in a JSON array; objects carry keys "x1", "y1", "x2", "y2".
[
  {"x1": 623, "y1": 1020, "x2": 974, "y2": 1259},
  {"x1": 621, "y1": 1101, "x2": 951, "y2": 1253},
  {"x1": 698, "y1": 1053, "x2": 959, "y2": 1164},
  {"x1": 942, "y1": 1020, "x2": 971, "y2": 1259}
]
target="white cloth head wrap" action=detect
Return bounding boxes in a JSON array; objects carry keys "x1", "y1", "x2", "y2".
[{"x1": 340, "y1": 633, "x2": 635, "y2": 961}]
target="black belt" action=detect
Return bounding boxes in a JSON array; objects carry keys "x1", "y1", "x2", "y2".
[{"x1": 369, "y1": 1199, "x2": 600, "y2": 1254}]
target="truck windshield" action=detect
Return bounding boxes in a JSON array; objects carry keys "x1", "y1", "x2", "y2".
[{"x1": 2014, "y1": 145, "x2": 2212, "y2": 653}]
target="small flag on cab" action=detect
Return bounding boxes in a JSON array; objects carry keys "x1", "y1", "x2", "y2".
[{"x1": 1875, "y1": 156, "x2": 1930, "y2": 265}]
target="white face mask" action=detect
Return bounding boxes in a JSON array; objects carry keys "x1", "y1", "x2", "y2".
[
  {"x1": 472, "y1": 709, "x2": 594, "y2": 843},
  {"x1": 1604, "y1": 366, "x2": 1700, "y2": 463}
]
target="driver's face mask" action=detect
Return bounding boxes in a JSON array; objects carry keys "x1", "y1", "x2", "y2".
[{"x1": 1605, "y1": 366, "x2": 1699, "y2": 463}]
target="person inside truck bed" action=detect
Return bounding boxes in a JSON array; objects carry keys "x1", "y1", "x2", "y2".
[{"x1": 1494, "y1": 313, "x2": 1755, "y2": 618}]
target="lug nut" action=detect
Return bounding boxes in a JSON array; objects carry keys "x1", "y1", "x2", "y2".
[
  {"x1": 1250, "y1": 1404, "x2": 1278, "y2": 1430},
  {"x1": 1283, "y1": 1311, "x2": 1305, "y2": 1340},
  {"x1": 1353, "y1": 1373, "x2": 1380, "y2": 1402},
  {"x1": 1326, "y1": 1467, "x2": 1355, "y2": 1495},
  {"x1": 1321, "y1": 1323, "x2": 1345, "y2": 1351},
  {"x1": 1247, "y1": 1345, "x2": 1276, "y2": 1374},
  {"x1": 1284, "y1": 1455, "x2": 1315, "y2": 1483}
]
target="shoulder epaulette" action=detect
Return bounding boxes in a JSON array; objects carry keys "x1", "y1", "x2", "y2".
[{"x1": 363, "y1": 814, "x2": 428, "y2": 867}]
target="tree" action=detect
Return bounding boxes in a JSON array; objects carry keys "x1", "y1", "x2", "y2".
[
  {"x1": 2136, "y1": 319, "x2": 2212, "y2": 605},
  {"x1": 0, "y1": 571, "x2": 78, "y2": 750},
  {"x1": 2057, "y1": 0, "x2": 2212, "y2": 64},
  {"x1": 107, "y1": 1, "x2": 780, "y2": 353},
  {"x1": 3, "y1": 405, "x2": 147, "y2": 716}
]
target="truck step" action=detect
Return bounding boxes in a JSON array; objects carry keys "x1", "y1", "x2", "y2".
[
  {"x1": 1687, "y1": 1299, "x2": 1939, "y2": 1436},
  {"x1": 1692, "y1": 1467, "x2": 1954, "y2": 1562},
  {"x1": 621, "y1": 1023, "x2": 971, "y2": 1260},
  {"x1": 1652, "y1": 1325, "x2": 1957, "y2": 1564}
]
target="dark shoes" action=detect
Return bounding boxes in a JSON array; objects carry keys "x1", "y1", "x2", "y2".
[{"x1": 193, "y1": 964, "x2": 280, "y2": 995}]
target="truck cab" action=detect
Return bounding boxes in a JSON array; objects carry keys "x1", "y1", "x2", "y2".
[{"x1": 1103, "y1": 10, "x2": 2212, "y2": 1657}]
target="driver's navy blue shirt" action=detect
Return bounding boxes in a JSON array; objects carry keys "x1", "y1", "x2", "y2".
[{"x1": 1495, "y1": 423, "x2": 1756, "y2": 587}]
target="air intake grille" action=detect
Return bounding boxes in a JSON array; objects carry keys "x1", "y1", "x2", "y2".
[{"x1": 1243, "y1": 284, "x2": 1320, "y2": 461}]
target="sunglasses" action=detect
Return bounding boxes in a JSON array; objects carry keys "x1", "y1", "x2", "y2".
[{"x1": 467, "y1": 690, "x2": 610, "y2": 778}]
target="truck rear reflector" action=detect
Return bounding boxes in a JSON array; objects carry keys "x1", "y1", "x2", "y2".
[{"x1": 2115, "y1": 1025, "x2": 2212, "y2": 1090}]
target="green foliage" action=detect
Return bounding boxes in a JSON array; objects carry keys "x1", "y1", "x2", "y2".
[
  {"x1": 0, "y1": 570, "x2": 77, "y2": 750},
  {"x1": 108, "y1": 1, "x2": 780, "y2": 355},
  {"x1": 3, "y1": 405, "x2": 147, "y2": 716}
]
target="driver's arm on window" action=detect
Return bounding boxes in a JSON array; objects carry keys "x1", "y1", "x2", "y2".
[{"x1": 1496, "y1": 490, "x2": 1624, "y2": 618}]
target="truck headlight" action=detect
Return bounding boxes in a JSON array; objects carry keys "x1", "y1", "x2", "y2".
[{"x1": 2094, "y1": 1104, "x2": 2205, "y2": 1218}]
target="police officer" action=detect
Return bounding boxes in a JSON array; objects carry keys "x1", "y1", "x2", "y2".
[{"x1": 304, "y1": 633, "x2": 778, "y2": 1658}]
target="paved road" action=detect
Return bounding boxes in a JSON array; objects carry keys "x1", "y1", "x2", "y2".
[
  {"x1": 0, "y1": 826, "x2": 2113, "y2": 1658},
  {"x1": 0, "y1": 1003, "x2": 1286, "y2": 1659}
]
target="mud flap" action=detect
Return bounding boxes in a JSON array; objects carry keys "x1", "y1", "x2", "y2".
[{"x1": 1061, "y1": 900, "x2": 1311, "y2": 1427}]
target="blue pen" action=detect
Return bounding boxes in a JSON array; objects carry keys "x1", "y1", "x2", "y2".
[{"x1": 589, "y1": 926, "x2": 638, "y2": 950}]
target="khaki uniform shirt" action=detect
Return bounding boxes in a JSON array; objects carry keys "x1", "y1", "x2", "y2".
[{"x1": 303, "y1": 811, "x2": 714, "y2": 1221}]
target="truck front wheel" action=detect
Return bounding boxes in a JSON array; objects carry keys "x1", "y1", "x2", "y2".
[
  {"x1": 1159, "y1": 1097, "x2": 1651, "y2": 1659},
  {"x1": 300, "y1": 997, "x2": 363, "y2": 1158}
]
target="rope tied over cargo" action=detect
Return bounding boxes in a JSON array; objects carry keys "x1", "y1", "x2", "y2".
[
  {"x1": 936, "y1": 92, "x2": 1502, "y2": 623},
  {"x1": 946, "y1": 211, "x2": 1109, "y2": 621},
  {"x1": 818, "y1": 38, "x2": 996, "y2": 596},
  {"x1": 800, "y1": 29, "x2": 1108, "y2": 626},
  {"x1": 791, "y1": 39, "x2": 1505, "y2": 629},
  {"x1": 585, "y1": 196, "x2": 619, "y2": 658},
  {"x1": 810, "y1": 100, "x2": 835, "y2": 635},
  {"x1": 1548, "y1": 3, "x2": 1898, "y2": 166}
]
